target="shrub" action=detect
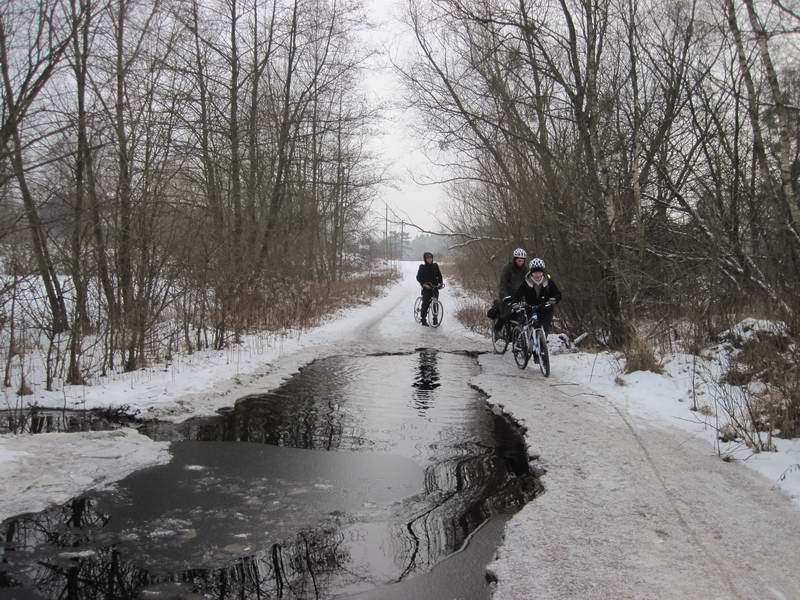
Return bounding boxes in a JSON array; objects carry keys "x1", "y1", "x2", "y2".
[
  {"x1": 623, "y1": 334, "x2": 663, "y2": 374},
  {"x1": 766, "y1": 356, "x2": 800, "y2": 437},
  {"x1": 720, "y1": 321, "x2": 799, "y2": 437},
  {"x1": 455, "y1": 300, "x2": 491, "y2": 335},
  {"x1": 706, "y1": 380, "x2": 774, "y2": 452}
]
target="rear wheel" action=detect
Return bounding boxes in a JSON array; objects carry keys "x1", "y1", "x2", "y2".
[
  {"x1": 512, "y1": 326, "x2": 529, "y2": 369},
  {"x1": 413, "y1": 296, "x2": 422, "y2": 323},
  {"x1": 430, "y1": 299, "x2": 443, "y2": 328},
  {"x1": 537, "y1": 329, "x2": 550, "y2": 377},
  {"x1": 491, "y1": 320, "x2": 509, "y2": 353}
]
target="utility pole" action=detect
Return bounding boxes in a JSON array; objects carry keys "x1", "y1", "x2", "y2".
[
  {"x1": 384, "y1": 204, "x2": 389, "y2": 261},
  {"x1": 400, "y1": 220, "x2": 404, "y2": 261}
]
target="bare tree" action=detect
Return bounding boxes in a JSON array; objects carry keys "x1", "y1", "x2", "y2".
[{"x1": 0, "y1": 0, "x2": 73, "y2": 334}]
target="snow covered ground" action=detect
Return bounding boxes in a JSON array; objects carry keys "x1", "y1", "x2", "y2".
[
  {"x1": 3, "y1": 271, "x2": 408, "y2": 421},
  {"x1": 477, "y1": 352, "x2": 800, "y2": 599},
  {"x1": 554, "y1": 350, "x2": 800, "y2": 507},
  {"x1": 2, "y1": 261, "x2": 799, "y2": 598},
  {"x1": 0, "y1": 428, "x2": 170, "y2": 522},
  {"x1": 0, "y1": 261, "x2": 482, "y2": 524}
]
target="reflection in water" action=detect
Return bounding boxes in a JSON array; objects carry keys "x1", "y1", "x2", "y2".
[
  {"x1": 144, "y1": 360, "x2": 365, "y2": 451},
  {"x1": 1, "y1": 498, "x2": 359, "y2": 600},
  {"x1": 0, "y1": 408, "x2": 135, "y2": 434},
  {"x1": 394, "y1": 451, "x2": 534, "y2": 580},
  {"x1": 1, "y1": 353, "x2": 541, "y2": 599},
  {"x1": 411, "y1": 350, "x2": 441, "y2": 415}
]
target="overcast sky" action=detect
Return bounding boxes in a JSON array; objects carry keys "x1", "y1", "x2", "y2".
[{"x1": 359, "y1": 0, "x2": 451, "y2": 235}]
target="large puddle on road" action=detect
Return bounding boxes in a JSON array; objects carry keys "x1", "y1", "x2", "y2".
[{"x1": 1, "y1": 351, "x2": 540, "y2": 599}]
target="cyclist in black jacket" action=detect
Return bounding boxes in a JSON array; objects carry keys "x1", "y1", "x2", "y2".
[
  {"x1": 493, "y1": 247, "x2": 528, "y2": 336},
  {"x1": 416, "y1": 252, "x2": 444, "y2": 326},
  {"x1": 513, "y1": 257, "x2": 562, "y2": 335}
]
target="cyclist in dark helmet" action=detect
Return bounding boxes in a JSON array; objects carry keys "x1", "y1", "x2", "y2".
[{"x1": 416, "y1": 252, "x2": 444, "y2": 326}]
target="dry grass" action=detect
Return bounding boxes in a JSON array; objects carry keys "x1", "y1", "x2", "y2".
[
  {"x1": 231, "y1": 267, "x2": 400, "y2": 334},
  {"x1": 455, "y1": 299, "x2": 491, "y2": 336},
  {"x1": 0, "y1": 268, "x2": 402, "y2": 390},
  {"x1": 444, "y1": 273, "x2": 494, "y2": 336},
  {"x1": 722, "y1": 328, "x2": 800, "y2": 438},
  {"x1": 705, "y1": 380, "x2": 774, "y2": 452},
  {"x1": 698, "y1": 404, "x2": 714, "y2": 417},
  {"x1": 623, "y1": 334, "x2": 663, "y2": 374}
]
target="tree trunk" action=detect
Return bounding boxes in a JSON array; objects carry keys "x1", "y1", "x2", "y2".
[
  {"x1": 67, "y1": 0, "x2": 90, "y2": 384},
  {"x1": 113, "y1": 0, "x2": 136, "y2": 371},
  {"x1": 741, "y1": 0, "x2": 800, "y2": 240}
]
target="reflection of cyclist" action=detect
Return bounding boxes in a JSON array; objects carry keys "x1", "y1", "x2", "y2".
[
  {"x1": 416, "y1": 252, "x2": 444, "y2": 326},
  {"x1": 412, "y1": 350, "x2": 440, "y2": 414},
  {"x1": 512, "y1": 258, "x2": 562, "y2": 335},
  {"x1": 493, "y1": 248, "x2": 528, "y2": 336}
]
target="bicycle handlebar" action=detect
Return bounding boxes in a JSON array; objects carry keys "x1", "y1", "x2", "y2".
[{"x1": 511, "y1": 299, "x2": 556, "y2": 309}]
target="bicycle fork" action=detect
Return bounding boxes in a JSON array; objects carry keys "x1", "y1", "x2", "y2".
[{"x1": 528, "y1": 327, "x2": 541, "y2": 357}]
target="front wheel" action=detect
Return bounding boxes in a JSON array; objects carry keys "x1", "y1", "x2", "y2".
[
  {"x1": 512, "y1": 326, "x2": 529, "y2": 369},
  {"x1": 413, "y1": 296, "x2": 422, "y2": 323},
  {"x1": 491, "y1": 320, "x2": 509, "y2": 354},
  {"x1": 537, "y1": 329, "x2": 550, "y2": 377},
  {"x1": 430, "y1": 299, "x2": 443, "y2": 328}
]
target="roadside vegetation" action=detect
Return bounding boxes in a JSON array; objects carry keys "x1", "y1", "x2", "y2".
[
  {"x1": 402, "y1": 0, "x2": 800, "y2": 455},
  {"x1": 0, "y1": 0, "x2": 393, "y2": 401}
]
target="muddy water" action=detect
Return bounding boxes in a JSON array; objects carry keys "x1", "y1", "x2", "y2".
[{"x1": 0, "y1": 351, "x2": 539, "y2": 599}]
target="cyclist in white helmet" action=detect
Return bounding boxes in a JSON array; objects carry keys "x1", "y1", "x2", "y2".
[
  {"x1": 492, "y1": 248, "x2": 529, "y2": 336},
  {"x1": 513, "y1": 257, "x2": 562, "y2": 336}
]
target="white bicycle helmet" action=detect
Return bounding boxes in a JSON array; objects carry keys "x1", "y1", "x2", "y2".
[
  {"x1": 512, "y1": 248, "x2": 527, "y2": 259},
  {"x1": 529, "y1": 257, "x2": 545, "y2": 271}
]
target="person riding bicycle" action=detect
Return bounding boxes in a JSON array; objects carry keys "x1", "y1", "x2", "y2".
[
  {"x1": 512, "y1": 257, "x2": 562, "y2": 336},
  {"x1": 416, "y1": 252, "x2": 444, "y2": 326},
  {"x1": 493, "y1": 248, "x2": 529, "y2": 336}
]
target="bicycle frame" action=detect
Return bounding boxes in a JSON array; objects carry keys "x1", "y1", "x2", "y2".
[
  {"x1": 510, "y1": 302, "x2": 550, "y2": 376},
  {"x1": 414, "y1": 288, "x2": 444, "y2": 328},
  {"x1": 511, "y1": 302, "x2": 539, "y2": 334},
  {"x1": 520, "y1": 311, "x2": 542, "y2": 354}
]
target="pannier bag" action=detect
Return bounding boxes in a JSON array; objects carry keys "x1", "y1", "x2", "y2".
[{"x1": 487, "y1": 303, "x2": 499, "y2": 319}]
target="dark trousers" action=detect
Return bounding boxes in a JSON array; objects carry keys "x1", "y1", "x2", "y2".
[
  {"x1": 493, "y1": 301, "x2": 513, "y2": 333},
  {"x1": 421, "y1": 287, "x2": 438, "y2": 321},
  {"x1": 529, "y1": 306, "x2": 554, "y2": 335}
]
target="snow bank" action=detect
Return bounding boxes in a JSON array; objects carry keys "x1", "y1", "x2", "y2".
[
  {"x1": 0, "y1": 428, "x2": 170, "y2": 522},
  {"x1": 450, "y1": 282, "x2": 800, "y2": 509},
  {"x1": 718, "y1": 318, "x2": 788, "y2": 345},
  {"x1": 5, "y1": 271, "x2": 402, "y2": 421},
  {"x1": 477, "y1": 353, "x2": 800, "y2": 600},
  {"x1": 555, "y1": 349, "x2": 800, "y2": 507}
]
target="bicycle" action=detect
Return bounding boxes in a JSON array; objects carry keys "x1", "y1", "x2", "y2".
[
  {"x1": 491, "y1": 297, "x2": 524, "y2": 354},
  {"x1": 413, "y1": 284, "x2": 444, "y2": 328},
  {"x1": 510, "y1": 301, "x2": 553, "y2": 376}
]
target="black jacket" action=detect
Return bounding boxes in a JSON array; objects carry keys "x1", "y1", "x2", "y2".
[
  {"x1": 513, "y1": 273, "x2": 562, "y2": 307},
  {"x1": 498, "y1": 261, "x2": 528, "y2": 299},
  {"x1": 416, "y1": 262, "x2": 443, "y2": 287}
]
